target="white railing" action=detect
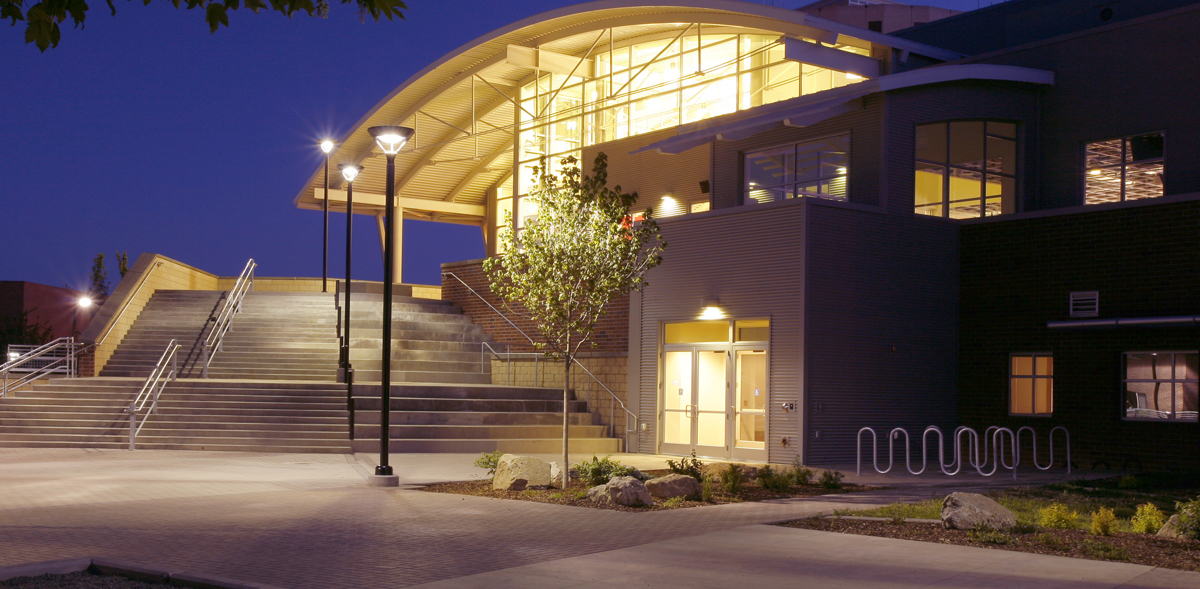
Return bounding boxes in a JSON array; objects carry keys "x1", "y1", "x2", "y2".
[
  {"x1": 444, "y1": 271, "x2": 638, "y2": 450},
  {"x1": 202, "y1": 259, "x2": 256, "y2": 378},
  {"x1": 1, "y1": 338, "x2": 92, "y2": 397},
  {"x1": 857, "y1": 425, "x2": 1070, "y2": 481},
  {"x1": 126, "y1": 339, "x2": 179, "y2": 450}
]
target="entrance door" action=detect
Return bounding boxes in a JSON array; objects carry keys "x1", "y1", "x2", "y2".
[
  {"x1": 731, "y1": 349, "x2": 767, "y2": 460},
  {"x1": 659, "y1": 348, "x2": 728, "y2": 457}
]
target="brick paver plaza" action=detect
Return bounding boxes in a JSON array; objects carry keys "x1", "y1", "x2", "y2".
[{"x1": 1, "y1": 449, "x2": 1196, "y2": 588}]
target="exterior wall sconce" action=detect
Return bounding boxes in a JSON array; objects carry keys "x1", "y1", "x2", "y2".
[{"x1": 699, "y1": 297, "x2": 723, "y2": 320}]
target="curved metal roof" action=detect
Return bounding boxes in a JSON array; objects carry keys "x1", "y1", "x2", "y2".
[{"x1": 292, "y1": 0, "x2": 963, "y2": 225}]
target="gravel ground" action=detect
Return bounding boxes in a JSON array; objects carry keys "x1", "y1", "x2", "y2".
[
  {"x1": 778, "y1": 517, "x2": 1200, "y2": 572},
  {"x1": 0, "y1": 572, "x2": 162, "y2": 589}
]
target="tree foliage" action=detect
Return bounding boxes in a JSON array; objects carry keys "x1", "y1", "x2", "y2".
[
  {"x1": 0, "y1": 309, "x2": 53, "y2": 357},
  {"x1": 2, "y1": 0, "x2": 407, "y2": 51},
  {"x1": 484, "y1": 153, "x2": 665, "y2": 486},
  {"x1": 90, "y1": 253, "x2": 109, "y2": 299},
  {"x1": 116, "y1": 250, "x2": 129, "y2": 279}
]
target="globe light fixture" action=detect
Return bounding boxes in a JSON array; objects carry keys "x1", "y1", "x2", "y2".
[
  {"x1": 367, "y1": 124, "x2": 413, "y2": 480},
  {"x1": 78, "y1": 297, "x2": 92, "y2": 309}
]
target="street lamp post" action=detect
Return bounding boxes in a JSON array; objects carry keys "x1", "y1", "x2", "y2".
[
  {"x1": 72, "y1": 296, "x2": 92, "y2": 377},
  {"x1": 338, "y1": 163, "x2": 362, "y2": 442},
  {"x1": 320, "y1": 140, "x2": 335, "y2": 293},
  {"x1": 367, "y1": 125, "x2": 414, "y2": 480}
]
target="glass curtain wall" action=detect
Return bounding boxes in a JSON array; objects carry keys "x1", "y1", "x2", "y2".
[{"x1": 512, "y1": 31, "x2": 868, "y2": 229}]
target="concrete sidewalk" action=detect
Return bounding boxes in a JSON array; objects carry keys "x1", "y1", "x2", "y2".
[{"x1": 0, "y1": 449, "x2": 1194, "y2": 589}]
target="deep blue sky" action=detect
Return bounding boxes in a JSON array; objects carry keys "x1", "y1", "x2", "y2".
[{"x1": 1, "y1": 0, "x2": 986, "y2": 292}]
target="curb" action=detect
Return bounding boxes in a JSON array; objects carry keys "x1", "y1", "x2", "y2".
[{"x1": 0, "y1": 557, "x2": 287, "y2": 589}]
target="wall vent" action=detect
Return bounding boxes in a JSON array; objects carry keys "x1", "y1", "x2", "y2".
[{"x1": 1070, "y1": 291, "x2": 1099, "y2": 318}]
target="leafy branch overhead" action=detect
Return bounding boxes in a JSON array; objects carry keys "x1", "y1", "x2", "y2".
[{"x1": 2, "y1": 0, "x2": 407, "y2": 51}]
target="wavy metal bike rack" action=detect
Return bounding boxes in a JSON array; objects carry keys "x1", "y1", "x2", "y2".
[{"x1": 857, "y1": 425, "x2": 1070, "y2": 480}]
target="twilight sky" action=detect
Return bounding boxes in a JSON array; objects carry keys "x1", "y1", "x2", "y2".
[{"x1": 1, "y1": 0, "x2": 989, "y2": 292}]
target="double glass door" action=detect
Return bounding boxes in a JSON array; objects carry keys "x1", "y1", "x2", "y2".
[{"x1": 661, "y1": 345, "x2": 767, "y2": 461}]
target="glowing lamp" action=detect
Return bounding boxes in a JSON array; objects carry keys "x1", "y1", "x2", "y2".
[
  {"x1": 339, "y1": 164, "x2": 363, "y2": 183},
  {"x1": 77, "y1": 297, "x2": 93, "y2": 308},
  {"x1": 368, "y1": 126, "x2": 414, "y2": 155},
  {"x1": 320, "y1": 140, "x2": 336, "y2": 154}
]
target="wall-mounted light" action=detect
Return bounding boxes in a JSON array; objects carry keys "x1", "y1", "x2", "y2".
[{"x1": 699, "y1": 297, "x2": 724, "y2": 320}]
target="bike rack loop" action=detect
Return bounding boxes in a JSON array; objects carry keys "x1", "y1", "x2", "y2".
[{"x1": 857, "y1": 425, "x2": 1069, "y2": 479}]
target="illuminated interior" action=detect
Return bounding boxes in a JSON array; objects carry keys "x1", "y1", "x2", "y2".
[
  {"x1": 914, "y1": 121, "x2": 1017, "y2": 219},
  {"x1": 744, "y1": 134, "x2": 849, "y2": 204},
  {"x1": 1085, "y1": 133, "x2": 1164, "y2": 205},
  {"x1": 504, "y1": 30, "x2": 869, "y2": 230}
]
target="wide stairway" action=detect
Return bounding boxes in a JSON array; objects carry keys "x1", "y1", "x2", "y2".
[{"x1": 1, "y1": 287, "x2": 621, "y2": 454}]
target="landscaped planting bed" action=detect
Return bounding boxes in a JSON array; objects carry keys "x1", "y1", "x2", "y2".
[{"x1": 777, "y1": 473, "x2": 1200, "y2": 571}]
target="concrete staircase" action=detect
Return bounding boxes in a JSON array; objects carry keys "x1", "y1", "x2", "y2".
[{"x1": 0, "y1": 377, "x2": 349, "y2": 452}]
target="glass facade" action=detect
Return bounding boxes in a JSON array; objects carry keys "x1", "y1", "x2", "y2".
[
  {"x1": 504, "y1": 32, "x2": 869, "y2": 228},
  {"x1": 1124, "y1": 352, "x2": 1198, "y2": 421},
  {"x1": 743, "y1": 134, "x2": 849, "y2": 204},
  {"x1": 914, "y1": 121, "x2": 1018, "y2": 218},
  {"x1": 1085, "y1": 133, "x2": 1164, "y2": 205}
]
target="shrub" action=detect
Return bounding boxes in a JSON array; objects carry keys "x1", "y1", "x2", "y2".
[
  {"x1": 790, "y1": 457, "x2": 815, "y2": 486},
  {"x1": 968, "y1": 528, "x2": 1017, "y2": 545},
  {"x1": 1131, "y1": 503, "x2": 1167, "y2": 534},
  {"x1": 700, "y1": 477, "x2": 715, "y2": 503},
  {"x1": 661, "y1": 496, "x2": 685, "y2": 508},
  {"x1": 575, "y1": 454, "x2": 631, "y2": 487},
  {"x1": 666, "y1": 452, "x2": 705, "y2": 481},
  {"x1": 1090, "y1": 507, "x2": 1118, "y2": 536},
  {"x1": 1175, "y1": 495, "x2": 1200, "y2": 540},
  {"x1": 1117, "y1": 475, "x2": 1142, "y2": 490},
  {"x1": 1038, "y1": 503, "x2": 1081, "y2": 529},
  {"x1": 819, "y1": 469, "x2": 844, "y2": 490},
  {"x1": 719, "y1": 463, "x2": 745, "y2": 494},
  {"x1": 473, "y1": 450, "x2": 504, "y2": 477},
  {"x1": 1035, "y1": 533, "x2": 1069, "y2": 551},
  {"x1": 757, "y1": 465, "x2": 792, "y2": 492}
]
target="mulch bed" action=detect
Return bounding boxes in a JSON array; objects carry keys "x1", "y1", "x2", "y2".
[
  {"x1": 422, "y1": 471, "x2": 876, "y2": 512},
  {"x1": 778, "y1": 517, "x2": 1200, "y2": 572},
  {"x1": 0, "y1": 571, "x2": 162, "y2": 589}
]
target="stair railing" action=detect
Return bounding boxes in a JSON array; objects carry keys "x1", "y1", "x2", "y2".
[
  {"x1": 1, "y1": 338, "x2": 93, "y2": 397},
  {"x1": 126, "y1": 339, "x2": 179, "y2": 450},
  {"x1": 444, "y1": 271, "x2": 638, "y2": 451},
  {"x1": 201, "y1": 259, "x2": 256, "y2": 378}
]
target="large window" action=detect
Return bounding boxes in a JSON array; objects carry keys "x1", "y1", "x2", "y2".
[
  {"x1": 1085, "y1": 133, "x2": 1164, "y2": 205},
  {"x1": 1010, "y1": 353, "x2": 1053, "y2": 415},
  {"x1": 1124, "y1": 352, "x2": 1198, "y2": 421},
  {"x1": 914, "y1": 121, "x2": 1017, "y2": 218},
  {"x1": 743, "y1": 134, "x2": 849, "y2": 205}
]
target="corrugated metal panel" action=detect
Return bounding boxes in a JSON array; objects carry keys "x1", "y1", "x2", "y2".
[
  {"x1": 583, "y1": 128, "x2": 712, "y2": 215},
  {"x1": 637, "y1": 203, "x2": 804, "y2": 464},
  {"x1": 803, "y1": 202, "x2": 959, "y2": 465}
]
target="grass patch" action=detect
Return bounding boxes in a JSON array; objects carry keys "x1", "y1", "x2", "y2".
[{"x1": 848, "y1": 500, "x2": 942, "y2": 520}]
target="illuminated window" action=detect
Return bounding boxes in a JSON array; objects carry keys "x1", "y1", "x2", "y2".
[
  {"x1": 1085, "y1": 133, "x2": 1164, "y2": 205},
  {"x1": 1010, "y1": 353, "x2": 1053, "y2": 416},
  {"x1": 1124, "y1": 352, "x2": 1197, "y2": 422},
  {"x1": 914, "y1": 121, "x2": 1017, "y2": 218},
  {"x1": 743, "y1": 134, "x2": 849, "y2": 205}
]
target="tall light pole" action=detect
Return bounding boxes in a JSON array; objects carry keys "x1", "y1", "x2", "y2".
[
  {"x1": 367, "y1": 125, "x2": 413, "y2": 480},
  {"x1": 320, "y1": 140, "x2": 336, "y2": 293},
  {"x1": 339, "y1": 163, "x2": 362, "y2": 442}
]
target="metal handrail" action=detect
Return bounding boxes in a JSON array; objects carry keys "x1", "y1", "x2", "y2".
[
  {"x1": 96, "y1": 260, "x2": 163, "y2": 346},
  {"x1": 202, "y1": 259, "x2": 256, "y2": 378},
  {"x1": 126, "y1": 339, "x2": 179, "y2": 450},
  {"x1": 1, "y1": 338, "x2": 92, "y2": 397},
  {"x1": 445, "y1": 271, "x2": 638, "y2": 450}
]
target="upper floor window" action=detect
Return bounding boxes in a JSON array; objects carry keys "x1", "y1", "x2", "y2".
[
  {"x1": 1124, "y1": 351, "x2": 1197, "y2": 422},
  {"x1": 1085, "y1": 133, "x2": 1164, "y2": 205},
  {"x1": 914, "y1": 121, "x2": 1017, "y2": 219},
  {"x1": 743, "y1": 134, "x2": 849, "y2": 205}
]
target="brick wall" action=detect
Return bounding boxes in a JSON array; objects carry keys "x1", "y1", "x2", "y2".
[
  {"x1": 441, "y1": 258, "x2": 630, "y2": 354},
  {"x1": 960, "y1": 197, "x2": 1200, "y2": 471}
]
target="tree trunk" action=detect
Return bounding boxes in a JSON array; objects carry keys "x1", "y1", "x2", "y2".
[{"x1": 562, "y1": 355, "x2": 571, "y2": 489}]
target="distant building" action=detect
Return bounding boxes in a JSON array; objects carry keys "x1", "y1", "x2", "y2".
[
  {"x1": 796, "y1": 0, "x2": 960, "y2": 34},
  {"x1": 0, "y1": 281, "x2": 93, "y2": 342}
]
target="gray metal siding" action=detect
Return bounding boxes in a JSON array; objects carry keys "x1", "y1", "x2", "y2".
[
  {"x1": 636, "y1": 203, "x2": 805, "y2": 464},
  {"x1": 804, "y1": 201, "x2": 960, "y2": 464}
]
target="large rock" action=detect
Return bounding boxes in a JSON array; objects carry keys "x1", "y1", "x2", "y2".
[
  {"x1": 1158, "y1": 514, "x2": 1186, "y2": 539},
  {"x1": 941, "y1": 492, "x2": 1016, "y2": 530},
  {"x1": 549, "y1": 462, "x2": 564, "y2": 488},
  {"x1": 493, "y1": 455, "x2": 551, "y2": 491},
  {"x1": 586, "y1": 476, "x2": 654, "y2": 507},
  {"x1": 645, "y1": 474, "x2": 701, "y2": 500}
]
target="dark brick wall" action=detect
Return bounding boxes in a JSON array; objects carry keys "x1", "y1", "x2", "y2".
[
  {"x1": 441, "y1": 259, "x2": 629, "y2": 354},
  {"x1": 959, "y1": 198, "x2": 1200, "y2": 471}
]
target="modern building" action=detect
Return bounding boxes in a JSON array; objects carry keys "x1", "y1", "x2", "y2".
[
  {"x1": 0, "y1": 281, "x2": 93, "y2": 344},
  {"x1": 293, "y1": 0, "x2": 1200, "y2": 470}
]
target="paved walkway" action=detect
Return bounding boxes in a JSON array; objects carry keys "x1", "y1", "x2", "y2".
[{"x1": 0, "y1": 449, "x2": 1194, "y2": 589}]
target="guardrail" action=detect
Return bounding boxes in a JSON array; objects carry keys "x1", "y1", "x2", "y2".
[
  {"x1": 126, "y1": 340, "x2": 179, "y2": 450},
  {"x1": 95, "y1": 260, "x2": 163, "y2": 348},
  {"x1": 444, "y1": 271, "x2": 637, "y2": 450},
  {"x1": 857, "y1": 425, "x2": 1070, "y2": 480},
  {"x1": 202, "y1": 259, "x2": 256, "y2": 378},
  {"x1": 1, "y1": 338, "x2": 93, "y2": 397}
]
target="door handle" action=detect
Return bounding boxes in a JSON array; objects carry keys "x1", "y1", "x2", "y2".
[{"x1": 685, "y1": 404, "x2": 696, "y2": 419}]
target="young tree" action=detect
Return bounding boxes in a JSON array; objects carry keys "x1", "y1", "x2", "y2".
[
  {"x1": 484, "y1": 153, "x2": 666, "y2": 488},
  {"x1": 0, "y1": 310, "x2": 52, "y2": 358},
  {"x1": 90, "y1": 253, "x2": 109, "y2": 299},
  {"x1": 116, "y1": 250, "x2": 129, "y2": 279}
]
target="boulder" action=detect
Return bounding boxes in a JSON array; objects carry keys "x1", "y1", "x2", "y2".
[
  {"x1": 549, "y1": 462, "x2": 564, "y2": 488},
  {"x1": 941, "y1": 492, "x2": 1016, "y2": 530},
  {"x1": 645, "y1": 473, "x2": 701, "y2": 500},
  {"x1": 1158, "y1": 514, "x2": 1186, "y2": 539},
  {"x1": 586, "y1": 476, "x2": 654, "y2": 507},
  {"x1": 492, "y1": 454, "x2": 551, "y2": 491},
  {"x1": 626, "y1": 467, "x2": 650, "y2": 481}
]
